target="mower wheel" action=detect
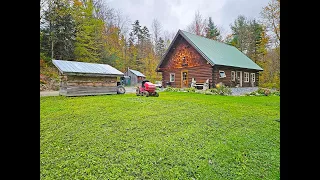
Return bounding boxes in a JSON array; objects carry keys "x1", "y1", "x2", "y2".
[
  {"x1": 117, "y1": 85, "x2": 126, "y2": 94},
  {"x1": 143, "y1": 91, "x2": 149, "y2": 97},
  {"x1": 154, "y1": 92, "x2": 159, "y2": 97}
]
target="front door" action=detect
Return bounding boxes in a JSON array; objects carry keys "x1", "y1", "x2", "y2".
[
  {"x1": 181, "y1": 71, "x2": 188, "y2": 88},
  {"x1": 236, "y1": 71, "x2": 242, "y2": 87}
]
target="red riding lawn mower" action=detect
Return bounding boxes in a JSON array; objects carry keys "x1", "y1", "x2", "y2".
[{"x1": 136, "y1": 80, "x2": 159, "y2": 97}]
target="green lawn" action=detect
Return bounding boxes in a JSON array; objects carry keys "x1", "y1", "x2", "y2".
[{"x1": 40, "y1": 92, "x2": 280, "y2": 179}]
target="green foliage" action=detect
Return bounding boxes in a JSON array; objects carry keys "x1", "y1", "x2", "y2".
[
  {"x1": 41, "y1": 93, "x2": 280, "y2": 179},
  {"x1": 73, "y1": 0, "x2": 104, "y2": 63},
  {"x1": 202, "y1": 86, "x2": 232, "y2": 96},
  {"x1": 205, "y1": 17, "x2": 221, "y2": 41},
  {"x1": 41, "y1": 0, "x2": 76, "y2": 60},
  {"x1": 246, "y1": 88, "x2": 279, "y2": 96},
  {"x1": 185, "y1": 87, "x2": 196, "y2": 92},
  {"x1": 216, "y1": 85, "x2": 232, "y2": 95},
  {"x1": 164, "y1": 87, "x2": 180, "y2": 92}
]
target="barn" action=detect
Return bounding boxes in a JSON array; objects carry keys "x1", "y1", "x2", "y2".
[
  {"x1": 156, "y1": 30, "x2": 263, "y2": 88},
  {"x1": 52, "y1": 60, "x2": 124, "y2": 96},
  {"x1": 124, "y1": 68, "x2": 146, "y2": 86}
]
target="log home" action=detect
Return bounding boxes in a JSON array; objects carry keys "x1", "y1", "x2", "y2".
[
  {"x1": 156, "y1": 30, "x2": 263, "y2": 88},
  {"x1": 52, "y1": 60, "x2": 124, "y2": 96}
]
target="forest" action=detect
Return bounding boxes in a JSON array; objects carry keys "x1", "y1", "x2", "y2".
[{"x1": 40, "y1": 0, "x2": 280, "y2": 90}]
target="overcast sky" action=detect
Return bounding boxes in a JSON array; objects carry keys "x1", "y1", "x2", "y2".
[{"x1": 106, "y1": 0, "x2": 269, "y2": 38}]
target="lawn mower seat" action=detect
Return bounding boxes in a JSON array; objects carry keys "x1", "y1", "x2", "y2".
[{"x1": 142, "y1": 80, "x2": 150, "y2": 88}]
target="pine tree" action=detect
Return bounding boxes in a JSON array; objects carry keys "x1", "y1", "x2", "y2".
[
  {"x1": 205, "y1": 17, "x2": 221, "y2": 41},
  {"x1": 42, "y1": 0, "x2": 75, "y2": 60}
]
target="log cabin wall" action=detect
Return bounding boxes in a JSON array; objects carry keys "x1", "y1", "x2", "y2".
[
  {"x1": 159, "y1": 35, "x2": 213, "y2": 88},
  {"x1": 60, "y1": 75, "x2": 118, "y2": 96},
  {"x1": 212, "y1": 65, "x2": 260, "y2": 87}
]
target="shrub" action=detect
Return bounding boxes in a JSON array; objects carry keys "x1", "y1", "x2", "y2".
[
  {"x1": 247, "y1": 88, "x2": 280, "y2": 96},
  {"x1": 271, "y1": 91, "x2": 280, "y2": 96},
  {"x1": 216, "y1": 85, "x2": 232, "y2": 95},
  {"x1": 257, "y1": 88, "x2": 271, "y2": 96},
  {"x1": 203, "y1": 85, "x2": 231, "y2": 96},
  {"x1": 185, "y1": 87, "x2": 196, "y2": 92},
  {"x1": 164, "y1": 87, "x2": 180, "y2": 92}
]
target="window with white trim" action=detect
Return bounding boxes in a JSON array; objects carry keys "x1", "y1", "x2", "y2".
[
  {"x1": 219, "y1": 70, "x2": 226, "y2": 78},
  {"x1": 231, "y1": 71, "x2": 235, "y2": 81},
  {"x1": 251, "y1": 73, "x2": 255, "y2": 82},
  {"x1": 244, "y1": 72, "x2": 249, "y2": 82},
  {"x1": 170, "y1": 73, "x2": 175, "y2": 82}
]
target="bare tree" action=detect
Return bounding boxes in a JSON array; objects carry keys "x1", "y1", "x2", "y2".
[
  {"x1": 260, "y1": 0, "x2": 280, "y2": 47},
  {"x1": 40, "y1": 0, "x2": 48, "y2": 22},
  {"x1": 163, "y1": 30, "x2": 176, "y2": 49},
  {"x1": 151, "y1": 19, "x2": 162, "y2": 44},
  {"x1": 93, "y1": 0, "x2": 115, "y2": 26},
  {"x1": 186, "y1": 10, "x2": 207, "y2": 36},
  {"x1": 114, "y1": 9, "x2": 130, "y2": 36}
]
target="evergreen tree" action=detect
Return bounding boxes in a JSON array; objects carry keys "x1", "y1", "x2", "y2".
[{"x1": 205, "y1": 17, "x2": 221, "y2": 41}]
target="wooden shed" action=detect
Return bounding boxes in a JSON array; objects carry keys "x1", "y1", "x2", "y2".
[
  {"x1": 52, "y1": 60, "x2": 124, "y2": 96},
  {"x1": 124, "y1": 68, "x2": 146, "y2": 86},
  {"x1": 156, "y1": 30, "x2": 263, "y2": 88}
]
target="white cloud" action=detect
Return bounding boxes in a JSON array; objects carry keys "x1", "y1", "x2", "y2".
[{"x1": 106, "y1": 0, "x2": 270, "y2": 38}]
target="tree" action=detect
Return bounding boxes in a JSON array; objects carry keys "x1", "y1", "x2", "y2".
[
  {"x1": 151, "y1": 18, "x2": 162, "y2": 55},
  {"x1": 261, "y1": 0, "x2": 280, "y2": 47},
  {"x1": 155, "y1": 37, "x2": 165, "y2": 58},
  {"x1": 73, "y1": 0, "x2": 104, "y2": 63},
  {"x1": 246, "y1": 19, "x2": 268, "y2": 62},
  {"x1": 42, "y1": 0, "x2": 75, "y2": 60},
  {"x1": 205, "y1": 17, "x2": 221, "y2": 41},
  {"x1": 151, "y1": 19, "x2": 162, "y2": 44},
  {"x1": 186, "y1": 11, "x2": 207, "y2": 36},
  {"x1": 163, "y1": 30, "x2": 176, "y2": 49},
  {"x1": 230, "y1": 15, "x2": 250, "y2": 52}
]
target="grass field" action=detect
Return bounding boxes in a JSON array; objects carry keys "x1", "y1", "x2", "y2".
[{"x1": 40, "y1": 92, "x2": 280, "y2": 179}]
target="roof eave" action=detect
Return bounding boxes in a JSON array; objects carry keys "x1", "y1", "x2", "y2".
[{"x1": 63, "y1": 72, "x2": 124, "y2": 77}]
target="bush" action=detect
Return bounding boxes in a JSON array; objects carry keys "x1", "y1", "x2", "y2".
[
  {"x1": 164, "y1": 87, "x2": 180, "y2": 92},
  {"x1": 202, "y1": 85, "x2": 231, "y2": 96},
  {"x1": 185, "y1": 87, "x2": 196, "y2": 92},
  {"x1": 257, "y1": 88, "x2": 271, "y2": 96},
  {"x1": 246, "y1": 88, "x2": 280, "y2": 96},
  {"x1": 271, "y1": 91, "x2": 280, "y2": 96},
  {"x1": 216, "y1": 85, "x2": 232, "y2": 95}
]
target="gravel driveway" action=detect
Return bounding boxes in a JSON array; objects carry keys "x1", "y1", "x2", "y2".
[{"x1": 230, "y1": 87, "x2": 258, "y2": 96}]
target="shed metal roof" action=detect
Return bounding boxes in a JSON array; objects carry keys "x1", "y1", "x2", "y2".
[
  {"x1": 129, "y1": 69, "x2": 146, "y2": 77},
  {"x1": 52, "y1": 60, "x2": 124, "y2": 76}
]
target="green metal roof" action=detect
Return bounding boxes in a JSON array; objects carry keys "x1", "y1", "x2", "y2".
[{"x1": 177, "y1": 30, "x2": 263, "y2": 71}]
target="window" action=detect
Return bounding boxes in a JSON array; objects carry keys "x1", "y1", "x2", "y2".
[
  {"x1": 170, "y1": 73, "x2": 175, "y2": 82},
  {"x1": 219, "y1": 70, "x2": 226, "y2": 78},
  {"x1": 231, "y1": 71, "x2": 235, "y2": 81},
  {"x1": 244, "y1": 72, "x2": 249, "y2": 82},
  {"x1": 251, "y1": 73, "x2": 255, "y2": 82}
]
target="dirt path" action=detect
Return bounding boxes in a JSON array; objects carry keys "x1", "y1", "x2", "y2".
[{"x1": 40, "y1": 91, "x2": 59, "y2": 97}]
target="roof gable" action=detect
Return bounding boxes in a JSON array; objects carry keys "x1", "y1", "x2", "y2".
[
  {"x1": 157, "y1": 30, "x2": 263, "y2": 71},
  {"x1": 52, "y1": 60, "x2": 124, "y2": 76}
]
